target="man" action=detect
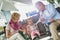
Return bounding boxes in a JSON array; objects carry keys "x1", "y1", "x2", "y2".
[{"x1": 35, "y1": 1, "x2": 60, "y2": 40}]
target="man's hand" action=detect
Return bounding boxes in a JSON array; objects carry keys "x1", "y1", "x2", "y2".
[{"x1": 50, "y1": 18, "x2": 55, "y2": 23}]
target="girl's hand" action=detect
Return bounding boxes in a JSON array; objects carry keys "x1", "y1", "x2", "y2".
[
  {"x1": 23, "y1": 29, "x2": 26, "y2": 34},
  {"x1": 40, "y1": 18, "x2": 45, "y2": 22},
  {"x1": 6, "y1": 30, "x2": 11, "y2": 38}
]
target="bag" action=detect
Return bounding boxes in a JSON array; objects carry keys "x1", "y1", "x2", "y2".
[{"x1": 37, "y1": 22, "x2": 46, "y2": 34}]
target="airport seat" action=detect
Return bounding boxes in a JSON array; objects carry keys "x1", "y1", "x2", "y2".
[{"x1": 56, "y1": 7, "x2": 60, "y2": 13}]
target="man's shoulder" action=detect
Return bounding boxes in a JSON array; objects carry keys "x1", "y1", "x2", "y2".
[
  {"x1": 45, "y1": 3, "x2": 55, "y2": 12},
  {"x1": 45, "y1": 3, "x2": 53, "y2": 8}
]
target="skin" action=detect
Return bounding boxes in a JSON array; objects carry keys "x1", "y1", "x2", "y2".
[
  {"x1": 12, "y1": 17, "x2": 20, "y2": 23},
  {"x1": 27, "y1": 19, "x2": 33, "y2": 25},
  {"x1": 21, "y1": 24, "x2": 27, "y2": 34},
  {"x1": 6, "y1": 28, "x2": 11, "y2": 38},
  {"x1": 36, "y1": 2, "x2": 45, "y2": 11}
]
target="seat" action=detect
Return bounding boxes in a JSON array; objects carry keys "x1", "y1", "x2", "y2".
[{"x1": 56, "y1": 7, "x2": 60, "y2": 13}]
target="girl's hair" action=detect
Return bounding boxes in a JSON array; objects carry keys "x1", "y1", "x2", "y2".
[{"x1": 11, "y1": 12, "x2": 20, "y2": 20}]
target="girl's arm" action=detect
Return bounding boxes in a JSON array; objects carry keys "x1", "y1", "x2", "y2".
[
  {"x1": 6, "y1": 24, "x2": 11, "y2": 38},
  {"x1": 6, "y1": 30, "x2": 11, "y2": 38},
  {"x1": 26, "y1": 26, "x2": 31, "y2": 35}
]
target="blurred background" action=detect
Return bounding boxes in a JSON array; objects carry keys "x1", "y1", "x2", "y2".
[{"x1": 0, "y1": 0, "x2": 60, "y2": 40}]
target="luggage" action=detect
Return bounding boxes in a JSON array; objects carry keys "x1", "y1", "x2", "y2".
[{"x1": 37, "y1": 22, "x2": 46, "y2": 35}]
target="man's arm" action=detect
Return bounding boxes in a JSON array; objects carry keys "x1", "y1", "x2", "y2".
[
  {"x1": 47, "y1": 4, "x2": 57, "y2": 19},
  {"x1": 46, "y1": 4, "x2": 58, "y2": 22}
]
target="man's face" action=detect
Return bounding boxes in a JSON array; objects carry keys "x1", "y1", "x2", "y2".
[{"x1": 36, "y1": 3, "x2": 45, "y2": 11}]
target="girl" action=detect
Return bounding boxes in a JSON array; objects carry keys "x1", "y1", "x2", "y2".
[
  {"x1": 26, "y1": 18, "x2": 40, "y2": 40},
  {"x1": 6, "y1": 12, "x2": 25, "y2": 40}
]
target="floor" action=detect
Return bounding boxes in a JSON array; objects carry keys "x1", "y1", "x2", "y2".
[
  {"x1": 0, "y1": 34, "x2": 51, "y2": 40},
  {"x1": 40, "y1": 33, "x2": 60, "y2": 40},
  {"x1": 0, "y1": 33, "x2": 60, "y2": 40}
]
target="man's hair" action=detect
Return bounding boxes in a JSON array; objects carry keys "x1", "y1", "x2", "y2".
[{"x1": 35, "y1": 1, "x2": 44, "y2": 6}]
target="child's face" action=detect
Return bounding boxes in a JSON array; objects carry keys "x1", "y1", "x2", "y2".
[
  {"x1": 27, "y1": 19, "x2": 33, "y2": 25},
  {"x1": 12, "y1": 17, "x2": 20, "y2": 23}
]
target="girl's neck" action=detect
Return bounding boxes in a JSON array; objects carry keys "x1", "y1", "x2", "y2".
[{"x1": 11, "y1": 20, "x2": 17, "y2": 24}]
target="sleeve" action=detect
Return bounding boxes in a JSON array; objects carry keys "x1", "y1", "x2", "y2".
[
  {"x1": 46, "y1": 4, "x2": 57, "y2": 19},
  {"x1": 6, "y1": 24, "x2": 10, "y2": 30}
]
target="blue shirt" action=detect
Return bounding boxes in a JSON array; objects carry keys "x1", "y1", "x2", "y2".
[{"x1": 39, "y1": 3, "x2": 60, "y2": 24}]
